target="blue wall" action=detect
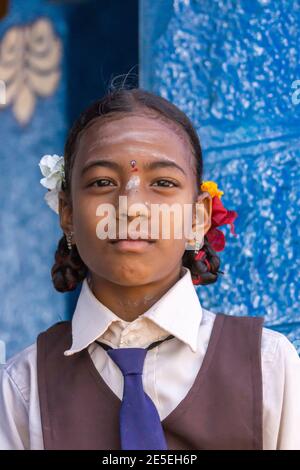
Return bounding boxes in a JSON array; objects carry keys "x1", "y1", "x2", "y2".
[
  {"x1": 1, "y1": 0, "x2": 299, "y2": 359},
  {"x1": 0, "y1": 0, "x2": 68, "y2": 360},
  {"x1": 0, "y1": 0, "x2": 138, "y2": 360},
  {"x1": 140, "y1": 0, "x2": 300, "y2": 351}
]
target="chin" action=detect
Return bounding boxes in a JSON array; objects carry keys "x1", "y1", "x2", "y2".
[{"x1": 106, "y1": 264, "x2": 155, "y2": 286}]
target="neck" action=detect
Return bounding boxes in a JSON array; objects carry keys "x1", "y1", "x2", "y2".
[{"x1": 87, "y1": 267, "x2": 184, "y2": 322}]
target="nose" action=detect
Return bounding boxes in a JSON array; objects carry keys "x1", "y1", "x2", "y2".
[{"x1": 117, "y1": 177, "x2": 150, "y2": 221}]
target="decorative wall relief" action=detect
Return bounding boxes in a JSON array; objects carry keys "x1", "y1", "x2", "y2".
[{"x1": 0, "y1": 18, "x2": 62, "y2": 125}]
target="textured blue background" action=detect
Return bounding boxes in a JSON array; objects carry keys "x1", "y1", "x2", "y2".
[
  {"x1": 0, "y1": 0, "x2": 299, "y2": 360},
  {"x1": 0, "y1": 0, "x2": 138, "y2": 360},
  {"x1": 0, "y1": 0, "x2": 68, "y2": 361},
  {"x1": 140, "y1": 0, "x2": 300, "y2": 351}
]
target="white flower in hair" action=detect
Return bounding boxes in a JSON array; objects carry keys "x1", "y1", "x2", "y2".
[{"x1": 39, "y1": 154, "x2": 65, "y2": 214}]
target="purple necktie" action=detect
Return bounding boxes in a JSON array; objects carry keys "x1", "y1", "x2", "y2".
[{"x1": 96, "y1": 335, "x2": 174, "y2": 450}]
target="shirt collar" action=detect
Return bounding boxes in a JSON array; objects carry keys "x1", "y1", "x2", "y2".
[{"x1": 64, "y1": 267, "x2": 202, "y2": 356}]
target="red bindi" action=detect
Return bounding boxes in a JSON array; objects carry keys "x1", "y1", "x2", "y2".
[{"x1": 130, "y1": 160, "x2": 138, "y2": 172}]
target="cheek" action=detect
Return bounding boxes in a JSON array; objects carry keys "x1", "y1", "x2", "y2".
[
  {"x1": 152, "y1": 204, "x2": 193, "y2": 242},
  {"x1": 72, "y1": 195, "x2": 102, "y2": 246}
]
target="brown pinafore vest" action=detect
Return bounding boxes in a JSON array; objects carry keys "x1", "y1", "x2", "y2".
[{"x1": 36, "y1": 313, "x2": 264, "y2": 450}]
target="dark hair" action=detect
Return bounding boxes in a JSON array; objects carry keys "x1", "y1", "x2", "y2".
[{"x1": 51, "y1": 85, "x2": 221, "y2": 292}]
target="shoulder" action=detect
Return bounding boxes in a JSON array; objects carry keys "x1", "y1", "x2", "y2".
[
  {"x1": 261, "y1": 326, "x2": 300, "y2": 366},
  {"x1": 201, "y1": 309, "x2": 299, "y2": 365},
  {"x1": 1, "y1": 321, "x2": 73, "y2": 400},
  {"x1": 1, "y1": 342, "x2": 37, "y2": 405},
  {"x1": 260, "y1": 327, "x2": 300, "y2": 429},
  {"x1": 37, "y1": 320, "x2": 71, "y2": 340},
  {"x1": 201, "y1": 307, "x2": 216, "y2": 325}
]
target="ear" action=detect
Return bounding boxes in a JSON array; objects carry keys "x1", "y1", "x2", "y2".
[
  {"x1": 194, "y1": 191, "x2": 212, "y2": 236},
  {"x1": 190, "y1": 191, "x2": 212, "y2": 245},
  {"x1": 185, "y1": 191, "x2": 212, "y2": 250},
  {"x1": 58, "y1": 190, "x2": 74, "y2": 238}
]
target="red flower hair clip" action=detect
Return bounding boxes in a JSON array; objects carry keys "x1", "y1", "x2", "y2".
[{"x1": 192, "y1": 181, "x2": 238, "y2": 285}]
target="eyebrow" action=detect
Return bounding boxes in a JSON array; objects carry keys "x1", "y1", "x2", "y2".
[
  {"x1": 143, "y1": 160, "x2": 187, "y2": 176},
  {"x1": 80, "y1": 158, "x2": 187, "y2": 177},
  {"x1": 81, "y1": 159, "x2": 120, "y2": 177}
]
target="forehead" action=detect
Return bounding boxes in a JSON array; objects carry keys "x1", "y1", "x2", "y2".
[{"x1": 74, "y1": 113, "x2": 195, "y2": 168}]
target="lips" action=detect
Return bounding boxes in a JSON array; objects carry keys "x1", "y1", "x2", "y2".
[
  {"x1": 110, "y1": 238, "x2": 155, "y2": 243},
  {"x1": 109, "y1": 234, "x2": 156, "y2": 243},
  {"x1": 109, "y1": 236, "x2": 156, "y2": 253}
]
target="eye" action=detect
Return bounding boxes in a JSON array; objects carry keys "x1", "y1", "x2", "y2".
[
  {"x1": 152, "y1": 179, "x2": 178, "y2": 188},
  {"x1": 89, "y1": 178, "x2": 116, "y2": 187}
]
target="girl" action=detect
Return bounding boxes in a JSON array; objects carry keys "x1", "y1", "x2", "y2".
[{"x1": 1, "y1": 86, "x2": 300, "y2": 450}]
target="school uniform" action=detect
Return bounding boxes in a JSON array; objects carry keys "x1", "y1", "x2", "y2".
[{"x1": 1, "y1": 266, "x2": 300, "y2": 449}]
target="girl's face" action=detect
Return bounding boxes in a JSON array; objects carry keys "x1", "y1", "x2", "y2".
[{"x1": 60, "y1": 113, "x2": 211, "y2": 287}]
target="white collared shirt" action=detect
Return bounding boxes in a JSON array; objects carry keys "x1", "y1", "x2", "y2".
[{"x1": 1, "y1": 267, "x2": 300, "y2": 450}]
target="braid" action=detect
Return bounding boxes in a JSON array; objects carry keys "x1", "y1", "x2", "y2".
[
  {"x1": 51, "y1": 235, "x2": 88, "y2": 292},
  {"x1": 182, "y1": 236, "x2": 222, "y2": 285}
]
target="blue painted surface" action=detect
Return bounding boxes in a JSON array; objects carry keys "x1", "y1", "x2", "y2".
[
  {"x1": 140, "y1": 0, "x2": 300, "y2": 351},
  {"x1": 0, "y1": 0, "x2": 138, "y2": 359},
  {"x1": 1, "y1": 0, "x2": 298, "y2": 358},
  {"x1": 0, "y1": 0, "x2": 68, "y2": 360}
]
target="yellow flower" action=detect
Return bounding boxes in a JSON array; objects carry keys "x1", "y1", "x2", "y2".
[{"x1": 201, "y1": 181, "x2": 224, "y2": 199}]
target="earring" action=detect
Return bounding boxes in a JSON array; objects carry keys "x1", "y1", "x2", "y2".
[
  {"x1": 87, "y1": 273, "x2": 92, "y2": 290},
  {"x1": 194, "y1": 236, "x2": 204, "y2": 256},
  {"x1": 66, "y1": 231, "x2": 74, "y2": 250}
]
